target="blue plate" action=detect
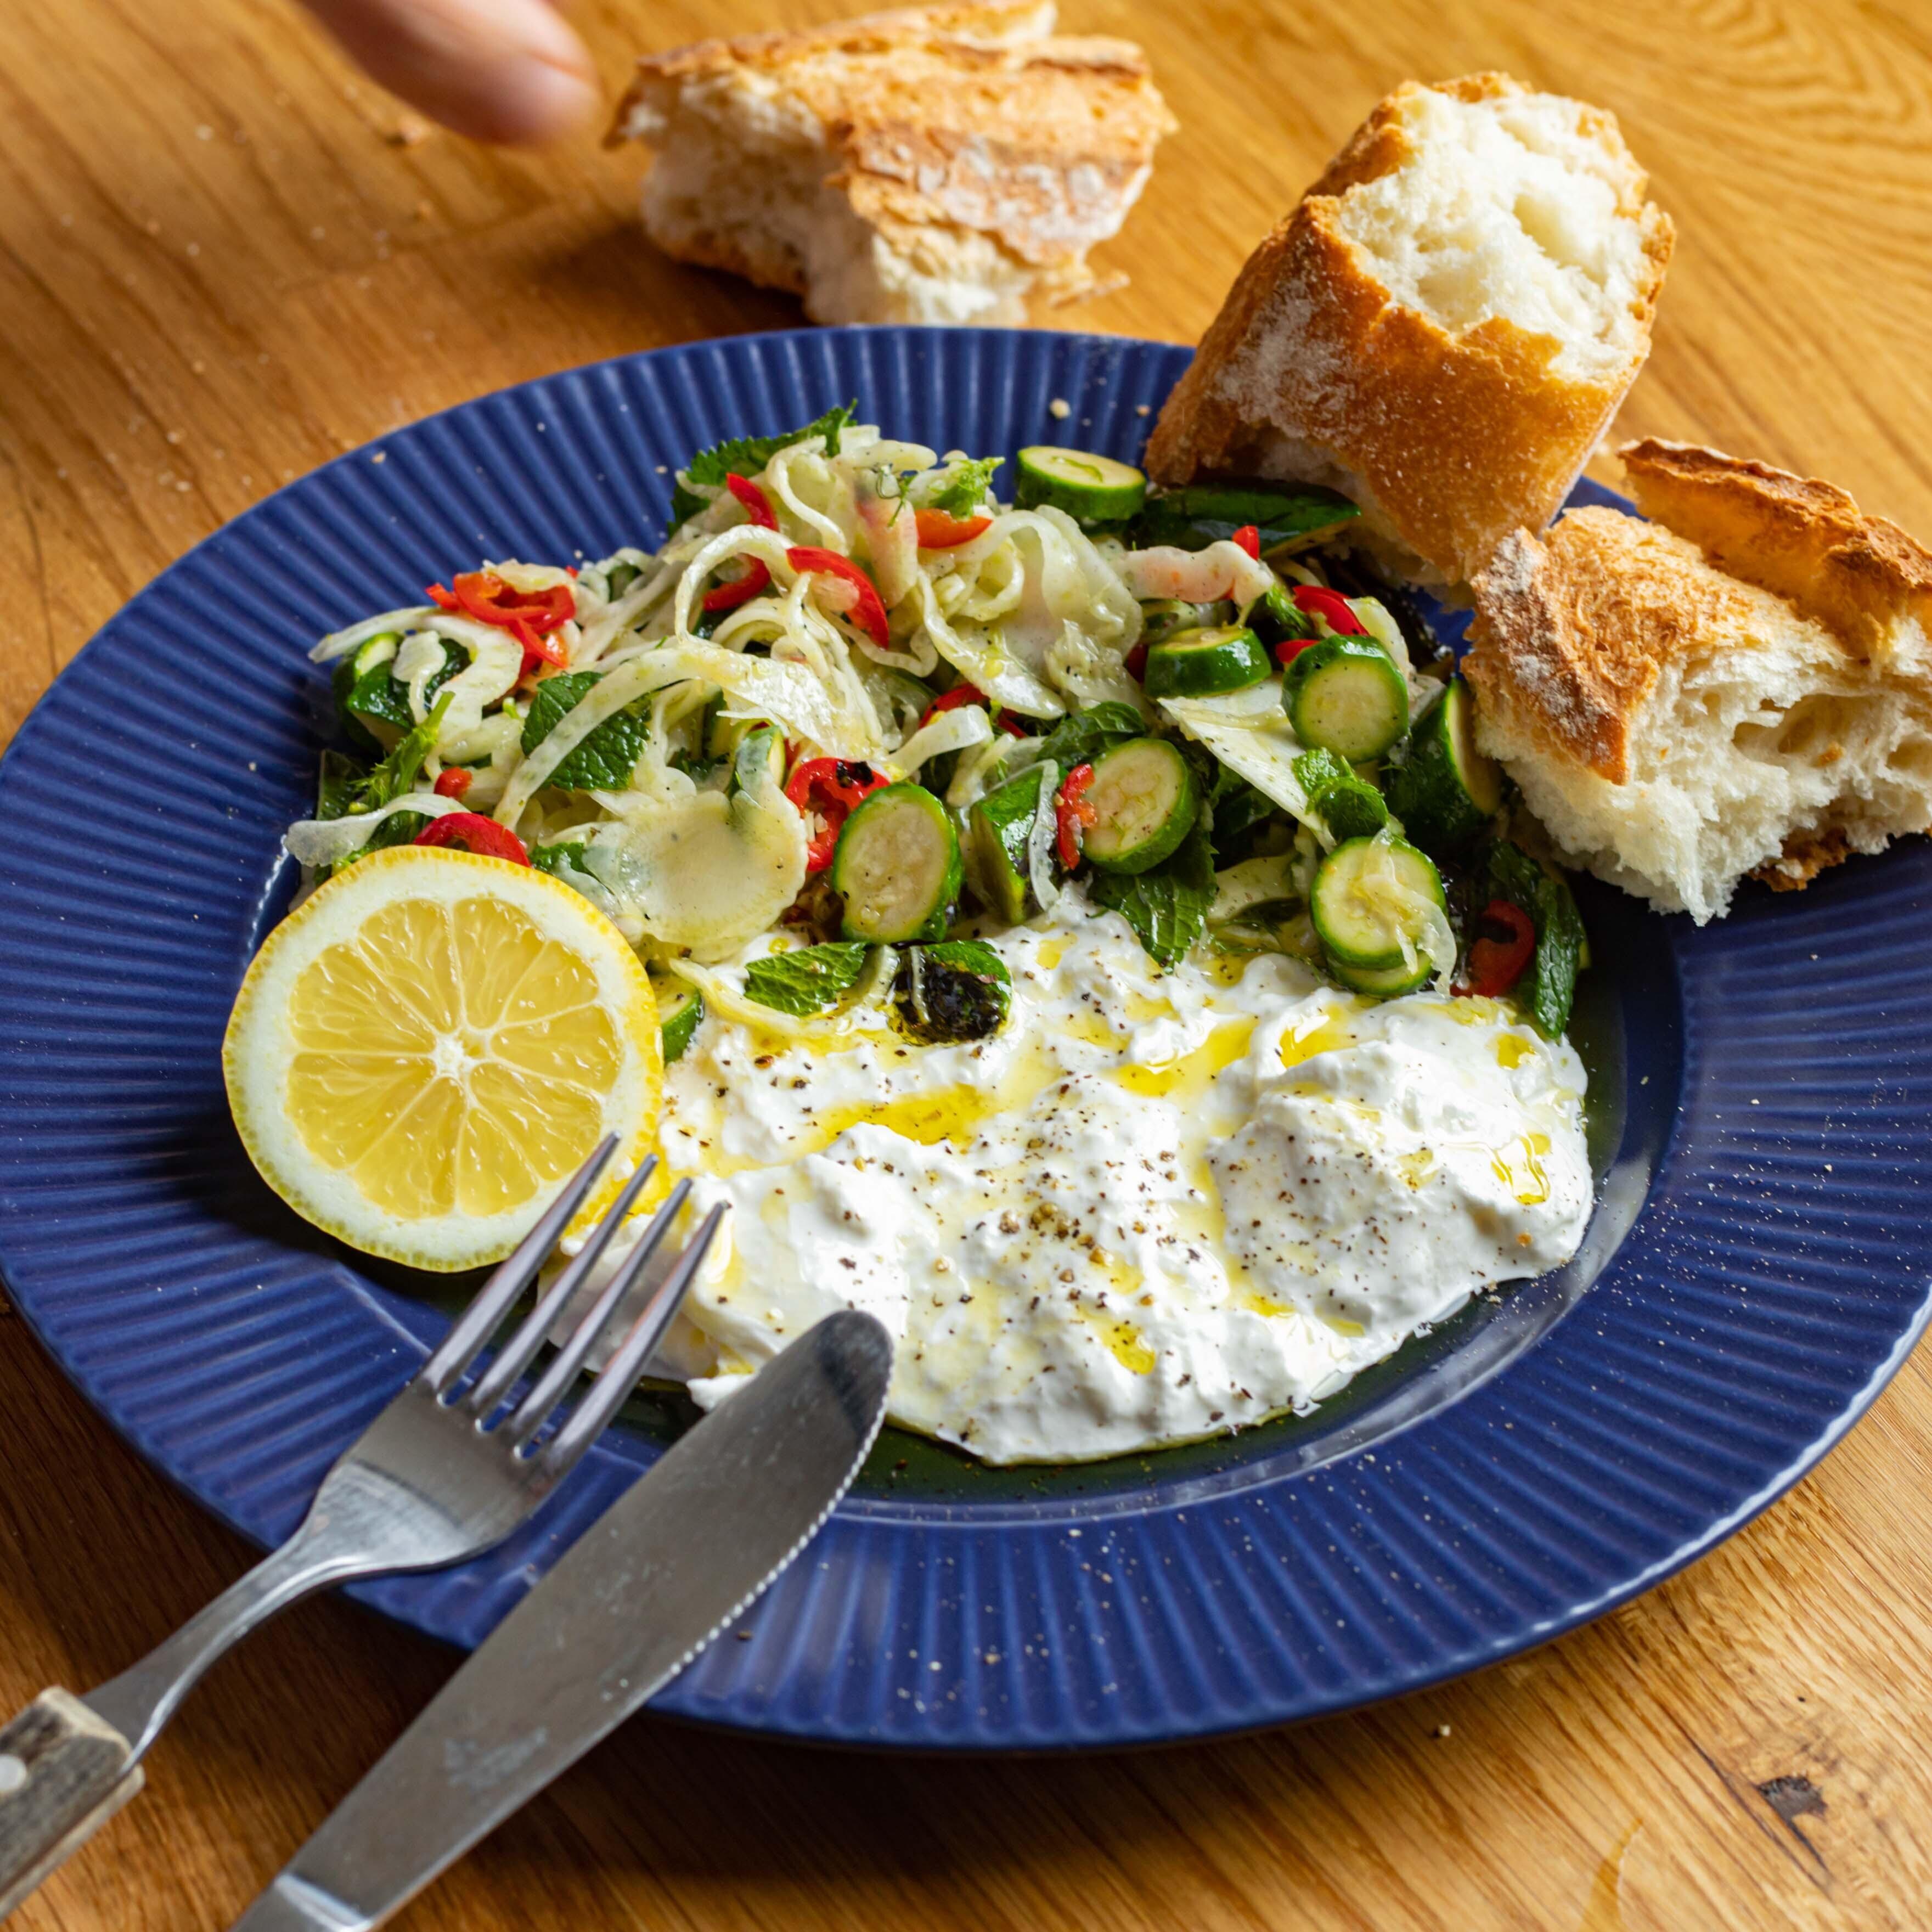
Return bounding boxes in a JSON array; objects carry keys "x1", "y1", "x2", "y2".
[{"x1": 1, "y1": 328, "x2": 1927, "y2": 1750}]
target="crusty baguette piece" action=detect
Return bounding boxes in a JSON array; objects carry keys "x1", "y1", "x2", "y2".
[
  {"x1": 1465, "y1": 442, "x2": 1932, "y2": 922},
  {"x1": 1146, "y1": 73, "x2": 1673, "y2": 588},
  {"x1": 608, "y1": 2, "x2": 1174, "y2": 327}
]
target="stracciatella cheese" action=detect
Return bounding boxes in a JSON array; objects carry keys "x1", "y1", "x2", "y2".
[{"x1": 570, "y1": 895, "x2": 1592, "y2": 1465}]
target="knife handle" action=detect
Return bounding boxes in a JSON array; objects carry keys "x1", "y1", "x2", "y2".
[{"x1": 0, "y1": 1689, "x2": 143, "y2": 1919}]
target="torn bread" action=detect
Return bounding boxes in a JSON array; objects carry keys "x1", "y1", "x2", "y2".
[
  {"x1": 1465, "y1": 442, "x2": 1932, "y2": 922},
  {"x1": 609, "y1": 1, "x2": 1175, "y2": 327},
  {"x1": 1145, "y1": 72, "x2": 1673, "y2": 588}
]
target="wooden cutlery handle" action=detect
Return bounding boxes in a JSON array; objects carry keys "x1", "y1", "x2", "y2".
[{"x1": 0, "y1": 1689, "x2": 143, "y2": 1918}]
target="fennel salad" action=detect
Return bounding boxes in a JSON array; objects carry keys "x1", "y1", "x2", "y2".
[{"x1": 289, "y1": 406, "x2": 1596, "y2": 1463}]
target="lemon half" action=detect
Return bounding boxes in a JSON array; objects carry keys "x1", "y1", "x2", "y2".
[{"x1": 225, "y1": 846, "x2": 660, "y2": 1271}]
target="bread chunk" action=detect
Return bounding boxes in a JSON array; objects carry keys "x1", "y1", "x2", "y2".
[
  {"x1": 609, "y1": 2, "x2": 1174, "y2": 327},
  {"x1": 1465, "y1": 445, "x2": 1932, "y2": 922},
  {"x1": 1146, "y1": 74, "x2": 1673, "y2": 588}
]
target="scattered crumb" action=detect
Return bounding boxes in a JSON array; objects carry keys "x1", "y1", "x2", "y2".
[
  {"x1": 195, "y1": 124, "x2": 213, "y2": 142},
  {"x1": 1047, "y1": 397, "x2": 1071, "y2": 420},
  {"x1": 1434, "y1": 1723, "x2": 1452, "y2": 1738},
  {"x1": 371, "y1": 452, "x2": 386, "y2": 464},
  {"x1": 387, "y1": 114, "x2": 432, "y2": 149},
  {"x1": 1135, "y1": 403, "x2": 1150, "y2": 416}
]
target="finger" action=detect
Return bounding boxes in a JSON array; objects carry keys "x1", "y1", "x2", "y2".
[{"x1": 300, "y1": 0, "x2": 599, "y2": 145}]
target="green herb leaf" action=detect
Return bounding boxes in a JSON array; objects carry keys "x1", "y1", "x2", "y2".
[
  {"x1": 1486, "y1": 840, "x2": 1585, "y2": 1039},
  {"x1": 925, "y1": 456, "x2": 1003, "y2": 520},
  {"x1": 1090, "y1": 813, "x2": 1217, "y2": 969},
  {"x1": 742, "y1": 942, "x2": 872, "y2": 1017},
  {"x1": 357, "y1": 694, "x2": 450, "y2": 813},
  {"x1": 891, "y1": 939, "x2": 1012, "y2": 1044},
  {"x1": 530, "y1": 838, "x2": 594, "y2": 882},
  {"x1": 519, "y1": 672, "x2": 601, "y2": 754},
  {"x1": 1209, "y1": 763, "x2": 1278, "y2": 859},
  {"x1": 521, "y1": 671, "x2": 653, "y2": 792},
  {"x1": 343, "y1": 640, "x2": 465, "y2": 730},
  {"x1": 317, "y1": 750, "x2": 368, "y2": 822},
  {"x1": 1035, "y1": 702, "x2": 1144, "y2": 771},
  {"x1": 669, "y1": 403, "x2": 859, "y2": 531}
]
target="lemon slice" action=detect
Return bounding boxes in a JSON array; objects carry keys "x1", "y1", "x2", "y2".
[{"x1": 225, "y1": 846, "x2": 660, "y2": 1271}]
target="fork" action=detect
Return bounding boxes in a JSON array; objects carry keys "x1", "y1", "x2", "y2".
[{"x1": 0, "y1": 1136, "x2": 724, "y2": 1918}]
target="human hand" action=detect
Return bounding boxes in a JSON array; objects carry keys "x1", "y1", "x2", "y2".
[{"x1": 299, "y1": 0, "x2": 599, "y2": 144}]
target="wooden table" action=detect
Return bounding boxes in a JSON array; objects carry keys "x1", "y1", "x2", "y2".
[{"x1": 3, "y1": 0, "x2": 1929, "y2": 1924}]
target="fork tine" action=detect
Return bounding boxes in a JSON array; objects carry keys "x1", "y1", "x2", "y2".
[
  {"x1": 503, "y1": 1178, "x2": 694, "y2": 1450},
  {"x1": 540, "y1": 1203, "x2": 729, "y2": 1473},
  {"x1": 420, "y1": 1134, "x2": 617, "y2": 1397},
  {"x1": 460, "y1": 1154, "x2": 661, "y2": 1420}
]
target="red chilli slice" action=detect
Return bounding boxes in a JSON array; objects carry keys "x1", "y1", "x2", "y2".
[
  {"x1": 725, "y1": 472, "x2": 778, "y2": 530},
  {"x1": 702, "y1": 557, "x2": 773, "y2": 614},
  {"x1": 1291, "y1": 584, "x2": 1368, "y2": 637},
  {"x1": 786, "y1": 547, "x2": 890, "y2": 649},
  {"x1": 1458, "y1": 899, "x2": 1536, "y2": 998},
  {"x1": 413, "y1": 813, "x2": 531, "y2": 866}
]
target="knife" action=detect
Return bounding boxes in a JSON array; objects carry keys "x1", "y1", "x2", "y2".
[{"x1": 229, "y1": 1308, "x2": 892, "y2": 1931}]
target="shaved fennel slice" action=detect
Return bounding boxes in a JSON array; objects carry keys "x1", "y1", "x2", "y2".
[
  {"x1": 581, "y1": 767, "x2": 807, "y2": 962},
  {"x1": 1359, "y1": 828, "x2": 1457, "y2": 987},
  {"x1": 1158, "y1": 681, "x2": 1323, "y2": 837},
  {"x1": 312, "y1": 606, "x2": 440, "y2": 663},
  {"x1": 284, "y1": 792, "x2": 466, "y2": 867},
  {"x1": 1026, "y1": 759, "x2": 1062, "y2": 913},
  {"x1": 913, "y1": 575, "x2": 1063, "y2": 718},
  {"x1": 885, "y1": 702, "x2": 993, "y2": 781}
]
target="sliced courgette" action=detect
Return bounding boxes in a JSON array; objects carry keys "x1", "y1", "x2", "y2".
[
  {"x1": 1142, "y1": 625, "x2": 1271, "y2": 700},
  {"x1": 729, "y1": 724, "x2": 786, "y2": 796},
  {"x1": 833, "y1": 782, "x2": 963, "y2": 943},
  {"x1": 605, "y1": 561, "x2": 642, "y2": 600},
  {"x1": 1310, "y1": 836, "x2": 1446, "y2": 971},
  {"x1": 1140, "y1": 598, "x2": 1220, "y2": 645},
  {"x1": 1081, "y1": 737, "x2": 1199, "y2": 875},
  {"x1": 1330, "y1": 954, "x2": 1433, "y2": 998},
  {"x1": 1015, "y1": 447, "x2": 1147, "y2": 522},
  {"x1": 966, "y1": 766, "x2": 1052, "y2": 922},
  {"x1": 1284, "y1": 637, "x2": 1410, "y2": 762},
  {"x1": 1384, "y1": 678, "x2": 1502, "y2": 854},
  {"x1": 657, "y1": 981, "x2": 705, "y2": 1063},
  {"x1": 1293, "y1": 747, "x2": 1390, "y2": 842}
]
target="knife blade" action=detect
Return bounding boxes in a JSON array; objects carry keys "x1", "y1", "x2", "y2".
[{"x1": 230, "y1": 1308, "x2": 892, "y2": 1932}]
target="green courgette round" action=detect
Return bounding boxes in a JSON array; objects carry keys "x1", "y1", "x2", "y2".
[
  {"x1": 656, "y1": 981, "x2": 706, "y2": 1063},
  {"x1": 1141, "y1": 625, "x2": 1272, "y2": 699},
  {"x1": 1330, "y1": 954, "x2": 1434, "y2": 998},
  {"x1": 1079, "y1": 737, "x2": 1198, "y2": 875},
  {"x1": 1310, "y1": 836, "x2": 1446, "y2": 971},
  {"x1": 1284, "y1": 636, "x2": 1410, "y2": 762},
  {"x1": 832, "y1": 783, "x2": 963, "y2": 943},
  {"x1": 1015, "y1": 447, "x2": 1147, "y2": 522},
  {"x1": 1384, "y1": 677, "x2": 1502, "y2": 853}
]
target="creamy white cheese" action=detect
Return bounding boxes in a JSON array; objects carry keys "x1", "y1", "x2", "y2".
[{"x1": 583, "y1": 897, "x2": 1591, "y2": 1465}]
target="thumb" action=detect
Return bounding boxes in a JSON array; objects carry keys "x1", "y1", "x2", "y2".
[{"x1": 299, "y1": 0, "x2": 599, "y2": 145}]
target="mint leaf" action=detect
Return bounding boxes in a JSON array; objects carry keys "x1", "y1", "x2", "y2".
[
  {"x1": 1090, "y1": 814, "x2": 1216, "y2": 968},
  {"x1": 521, "y1": 671, "x2": 652, "y2": 792},
  {"x1": 357, "y1": 694, "x2": 449, "y2": 812},
  {"x1": 1035, "y1": 702, "x2": 1144, "y2": 771},
  {"x1": 669, "y1": 403, "x2": 858, "y2": 531},
  {"x1": 531, "y1": 838, "x2": 594, "y2": 882},
  {"x1": 743, "y1": 942, "x2": 871, "y2": 1017},
  {"x1": 520, "y1": 672, "x2": 601, "y2": 754},
  {"x1": 343, "y1": 640, "x2": 465, "y2": 731},
  {"x1": 925, "y1": 457, "x2": 1002, "y2": 520},
  {"x1": 1486, "y1": 841, "x2": 1584, "y2": 1040}
]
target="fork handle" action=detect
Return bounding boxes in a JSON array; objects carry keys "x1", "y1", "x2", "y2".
[{"x1": 0, "y1": 1689, "x2": 143, "y2": 1917}]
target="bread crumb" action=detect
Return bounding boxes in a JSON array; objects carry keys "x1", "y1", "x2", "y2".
[
  {"x1": 1434, "y1": 1723, "x2": 1452, "y2": 1738},
  {"x1": 371, "y1": 452, "x2": 386, "y2": 464},
  {"x1": 1048, "y1": 398, "x2": 1071, "y2": 420},
  {"x1": 1135, "y1": 403, "x2": 1151, "y2": 416},
  {"x1": 387, "y1": 114, "x2": 432, "y2": 148}
]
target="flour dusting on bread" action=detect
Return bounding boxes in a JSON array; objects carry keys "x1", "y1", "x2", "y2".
[
  {"x1": 1466, "y1": 447, "x2": 1932, "y2": 922},
  {"x1": 610, "y1": 2, "x2": 1174, "y2": 326}
]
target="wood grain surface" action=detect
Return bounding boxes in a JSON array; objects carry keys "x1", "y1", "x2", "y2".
[{"x1": 2, "y1": 1, "x2": 1929, "y2": 1925}]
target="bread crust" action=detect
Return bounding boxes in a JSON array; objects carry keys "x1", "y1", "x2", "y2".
[
  {"x1": 1145, "y1": 74, "x2": 1674, "y2": 587},
  {"x1": 1463, "y1": 509, "x2": 1768, "y2": 785},
  {"x1": 610, "y1": 2, "x2": 1174, "y2": 306},
  {"x1": 1619, "y1": 438, "x2": 1932, "y2": 655}
]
